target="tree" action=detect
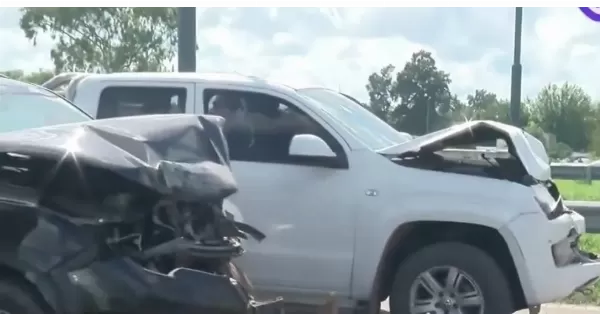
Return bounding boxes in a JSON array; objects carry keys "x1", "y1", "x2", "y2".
[
  {"x1": 0, "y1": 69, "x2": 54, "y2": 85},
  {"x1": 365, "y1": 64, "x2": 397, "y2": 123},
  {"x1": 448, "y1": 94, "x2": 467, "y2": 123},
  {"x1": 466, "y1": 89, "x2": 499, "y2": 119},
  {"x1": 549, "y1": 142, "x2": 573, "y2": 161},
  {"x1": 589, "y1": 126, "x2": 600, "y2": 158},
  {"x1": 529, "y1": 83, "x2": 594, "y2": 152},
  {"x1": 391, "y1": 50, "x2": 452, "y2": 135},
  {"x1": 363, "y1": 50, "x2": 597, "y2": 152},
  {"x1": 19, "y1": 8, "x2": 178, "y2": 73},
  {"x1": 457, "y1": 89, "x2": 531, "y2": 126},
  {"x1": 523, "y1": 122, "x2": 572, "y2": 161},
  {"x1": 587, "y1": 107, "x2": 600, "y2": 157}
]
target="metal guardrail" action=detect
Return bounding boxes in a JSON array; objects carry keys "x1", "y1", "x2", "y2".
[
  {"x1": 566, "y1": 201, "x2": 600, "y2": 233},
  {"x1": 551, "y1": 163, "x2": 600, "y2": 183}
]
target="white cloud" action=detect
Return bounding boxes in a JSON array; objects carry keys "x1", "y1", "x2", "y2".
[
  {"x1": 0, "y1": 7, "x2": 54, "y2": 73},
  {"x1": 1, "y1": 7, "x2": 600, "y2": 103}
]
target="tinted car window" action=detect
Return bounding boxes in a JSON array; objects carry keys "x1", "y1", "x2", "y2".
[
  {"x1": 97, "y1": 86, "x2": 186, "y2": 119},
  {"x1": 0, "y1": 79, "x2": 91, "y2": 133}
]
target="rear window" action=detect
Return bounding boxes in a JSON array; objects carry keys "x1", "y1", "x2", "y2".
[
  {"x1": 97, "y1": 86, "x2": 186, "y2": 119},
  {"x1": 0, "y1": 79, "x2": 91, "y2": 133}
]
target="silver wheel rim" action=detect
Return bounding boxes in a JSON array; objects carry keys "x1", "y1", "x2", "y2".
[{"x1": 409, "y1": 266, "x2": 484, "y2": 314}]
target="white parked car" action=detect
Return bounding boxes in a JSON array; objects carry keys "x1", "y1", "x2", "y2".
[{"x1": 46, "y1": 72, "x2": 600, "y2": 314}]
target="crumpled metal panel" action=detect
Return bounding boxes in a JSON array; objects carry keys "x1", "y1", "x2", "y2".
[
  {"x1": 378, "y1": 119, "x2": 551, "y2": 181},
  {"x1": 0, "y1": 114, "x2": 237, "y2": 203},
  {"x1": 0, "y1": 114, "x2": 282, "y2": 313}
]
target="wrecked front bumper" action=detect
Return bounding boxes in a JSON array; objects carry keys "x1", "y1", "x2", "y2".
[
  {"x1": 56, "y1": 258, "x2": 284, "y2": 314},
  {"x1": 501, "y1": 209, "x2": 600, "y2": 305}
]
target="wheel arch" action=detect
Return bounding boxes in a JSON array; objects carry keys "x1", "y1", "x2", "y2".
[{"x1": 369, "y1": 221, "x2": 527, "y2": 312}]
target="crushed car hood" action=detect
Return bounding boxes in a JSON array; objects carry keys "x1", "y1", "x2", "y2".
[
  {"x1": 378, "y1": 120, "x2": 551, "y2": 181},
  {"x1": 0, "y1": 114, "x2": 237, "y2": 203}
]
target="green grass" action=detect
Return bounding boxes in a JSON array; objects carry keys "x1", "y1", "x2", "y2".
[
  {"x1": 555, "y1": 179, "x2": 600, "y2": 303},
  {"x1": 555, "y1": 179, "x2": 600, "y2": 201},
  {"x1": 563, "y1": 234, "x2": 600, "y2": 305},
  {"x1": 543, "y1": 180, "x2": 600, "y2": 303}
]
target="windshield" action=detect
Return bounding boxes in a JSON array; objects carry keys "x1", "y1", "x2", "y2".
[
  {"x1": 297, "y1": 88, "x2": 410, "y2": 150},
  {"x1": 0, "y1": 81, "x2": 91, "y2": 133}
]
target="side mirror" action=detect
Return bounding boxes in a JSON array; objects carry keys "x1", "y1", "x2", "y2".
[{"x1": 289, "y1": 134, "x2": 336, "y2": 158}]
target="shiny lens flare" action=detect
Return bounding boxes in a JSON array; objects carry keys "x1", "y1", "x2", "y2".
[
  {"x1": 449, "y1": 114, "x2": 475, "y2": 135},
  {"x1": 62, "y1": 127, "x2": 85, "y2": 153},
  {"x1": 43, "y1": 127, "x2": 89, "y2": 196}
]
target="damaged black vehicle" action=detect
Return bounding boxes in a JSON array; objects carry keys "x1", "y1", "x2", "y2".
[{"x1": 0, "y1": 77, "x2": 283, "y2": 314}]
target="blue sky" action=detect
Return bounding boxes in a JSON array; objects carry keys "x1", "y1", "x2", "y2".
[{"x1": 1, "y1": 7, "x2": 598, "y2": 103}]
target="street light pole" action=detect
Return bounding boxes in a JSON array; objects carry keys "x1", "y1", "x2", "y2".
[
  {"x1": 510, "y1": 7, "x2": 523, "y2": 127},
  {"x1": 177, "y1": 7, "x2": 196, "y2": 72}
]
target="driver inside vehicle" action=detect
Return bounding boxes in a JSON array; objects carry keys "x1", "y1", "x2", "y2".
[
  {"x1": 208, "y1": 93, "x2": 317, "y2": 135},
  {"x1": 208, "y1": 92, "x2": 321, "y2": 161}
]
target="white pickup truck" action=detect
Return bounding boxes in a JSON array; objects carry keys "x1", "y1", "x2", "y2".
[{"x1": 43, "y1": 72, "x2": 600, "y2": 314}]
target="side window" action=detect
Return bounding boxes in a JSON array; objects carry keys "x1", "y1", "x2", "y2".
[
  {"x1": 203, "y1": 89, "x2": 347, "y2": 168},
  {"x1": 97, "y1": 86, "x2": 186, "y2": 119}
]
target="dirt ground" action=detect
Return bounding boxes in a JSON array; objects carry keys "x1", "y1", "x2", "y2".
[
  {"x1": 514, "y1": 304, "x2": 600, "y2": 314},
  {"x1": 379, "y1": 299, "x2": 600, "y2": 314}
]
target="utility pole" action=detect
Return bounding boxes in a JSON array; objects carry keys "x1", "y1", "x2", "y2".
[
  {"x1": 177, "y1": 7, "x2": 196, "y2": 72},
  {"x1": 510, "y1": 7, "x2": 523, "y2": 127}
]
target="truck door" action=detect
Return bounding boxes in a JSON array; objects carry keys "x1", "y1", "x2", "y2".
[{"x1": 195, "y1": 84, "x2": 356, "y2": 301}]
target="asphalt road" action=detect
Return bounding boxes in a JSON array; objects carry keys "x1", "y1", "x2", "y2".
[{"x1": 380, "y1": 299, "x2": 600, "y2": 314}]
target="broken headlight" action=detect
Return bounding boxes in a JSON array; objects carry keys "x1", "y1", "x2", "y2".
[
  {"x1": 533, "y1": 180, "x2": 567, "y2": 219},
  {"x1": 534, "y1": 195, "x2": 566, "y2": 219}
]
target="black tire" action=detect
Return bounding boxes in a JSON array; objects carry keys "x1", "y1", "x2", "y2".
[
  {"x1": 0, "y1": 278, "x2": 47, "y2": 314},
  {"x1": 389, "y1": 242, "x2": 513, "y2": 314}
]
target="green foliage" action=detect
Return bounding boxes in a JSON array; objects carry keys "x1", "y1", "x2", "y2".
[
  {"x1": 365, "y1": 64, "x2": 397, "y2": 123},
  {"x1": 523, "y1": 122, "x2": 573, "y2": 161},
  {"x1": 9, "y1": 12, "x2": 600, "y2": 157},
  {"x1": 0, "y1": 69, "x2": 54, "y2": 85},
  {"x1": 365, "y1": 51, "x2": 453, "y2": 135},
  {"x1": 549, "y1": 142, "x2": 573, "y2": 161},
  {"x1": 391, "y1": 50, "x2": 452, "y2": 135},
  {"x1": 364, "y1": 50, "x2": 600, "y2": 159},
  {"x1": 529, "y1": 83, "x2": 594, "y2": 152},
  {"x1": 589, "y1": 125, "x2": 600, "y2": 158},
  {"x1": 19, "y1": 7, "x2": 178, "y2": 73}
]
